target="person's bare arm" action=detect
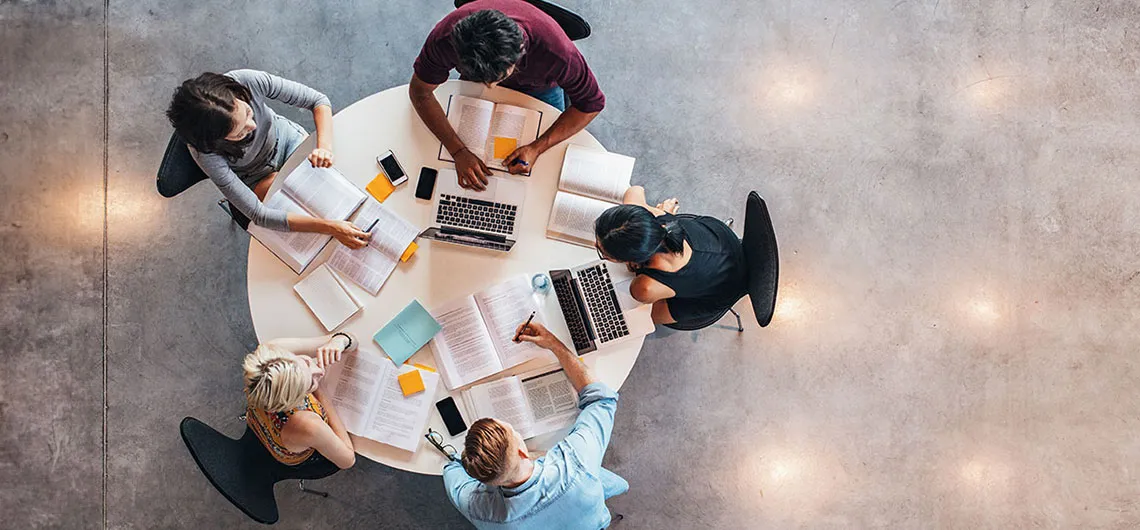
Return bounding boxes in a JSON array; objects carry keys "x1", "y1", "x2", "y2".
[
  {"x1": 629, "y1": 275, "x2": 676, "y2": 305},
  {"x1": 514, "y1": 322, "x2": 595, "y2": 393},
  {"x1": 504, "y1": 108, "x2": 599, "y2": 174},
  {"x1": 265, "y1": 333, "x2": 358, "y2": 367},
  {"x1": 283, "y1": 406, "x2": 356, "y2": 469},
  {"x1": 409, "y1": 74, "x2": 491, "y2": 190}
]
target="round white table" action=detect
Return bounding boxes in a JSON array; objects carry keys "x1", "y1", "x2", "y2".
[{"x1": 247, "y1": 80, "x2": 644, "y2": 475}]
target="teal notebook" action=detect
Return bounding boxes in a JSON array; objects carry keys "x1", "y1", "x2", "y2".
[{"x1": 373, "y1": 300, "x2": 442, "y2": 366}]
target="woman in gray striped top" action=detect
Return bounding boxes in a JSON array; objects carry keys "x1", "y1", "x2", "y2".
[{"x1": 166, "y1": 69, "x2": 370, "y2": 249}]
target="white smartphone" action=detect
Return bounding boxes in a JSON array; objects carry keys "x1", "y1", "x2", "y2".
[{"x1": 376, "y1": 150, "x2": 409, "y2": 186}]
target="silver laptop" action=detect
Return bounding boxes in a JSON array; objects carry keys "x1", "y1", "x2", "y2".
[
  {"x1": 419, "y1": 168, "x2": 527, "y2": 252},
  {"x1": 549, "y1": 260, "x2": 656, "y2": 355}
]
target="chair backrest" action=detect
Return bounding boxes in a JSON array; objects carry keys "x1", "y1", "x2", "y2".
[
  {"x1": 742, "y1": 192, "x2": 779, "y2": 327},
  {"x1": 454, "y1": 0, "x2": 591, "y2": 41},
  {"x1": 157, "y1": 133, "x2": 208, "y2": 198},
  {"x1": 179, "y1": 417, "x2": 281, "y2": 524}
]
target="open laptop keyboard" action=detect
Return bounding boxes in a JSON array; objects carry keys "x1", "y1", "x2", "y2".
[
  {"x1": 578, "y1": 265, "x2": 629, "y2": 343},
  {"x1": 552, "y1": 273, "x2": 594, "y2": 353},
  {"x1": 437, "y1": 195, "x2": 517, "y2": 236}
]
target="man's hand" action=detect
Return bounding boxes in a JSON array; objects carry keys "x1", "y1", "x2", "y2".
[
  {"x1": 454, "y1": 148, "x2": 491, "y2": 190},
  {"x1": 504, "y1": 143, "x2": 540, "y2": 175},
  {"x1": 514, "y1": 322, "x2": 567, "y2": 352},
  {"x1": 308, "y1": 148, "x2": 335, "y2": 168}
]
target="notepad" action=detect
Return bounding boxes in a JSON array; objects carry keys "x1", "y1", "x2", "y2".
[
  {"x1": 398, "y1": 369, "x2": 426, "y2": 396},
  {"x1": 374, "y1": 300, "x2": 442, "y2": 366},
  {"x1": 366, "y1": 172, "x2": 396, "y2": 202},
  {"x1": 293, "y1": 264, "x2": 363, "y2": 331}
]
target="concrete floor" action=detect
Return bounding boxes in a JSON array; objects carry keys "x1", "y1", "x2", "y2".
[{"x1": 3, "y1": 0, "x2": 1140, "y2": 528}]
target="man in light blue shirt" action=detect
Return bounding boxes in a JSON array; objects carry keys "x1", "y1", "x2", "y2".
[{"x1": 442, "y1": 322, "x2": 629, "y2": 529}]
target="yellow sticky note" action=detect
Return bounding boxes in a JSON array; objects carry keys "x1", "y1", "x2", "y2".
[
  {"x1": 366, "y1": 172, "x2": 396, "y2": 202},
  {"x1": 398, "y1": 369, "x2": 426, "y2": 396},
  {"x1": 399, "y1": 241, "x2": 418, "y2": 262},
  {"x1": 493, "y1": 137, "x2": 517, "y2": 159}
]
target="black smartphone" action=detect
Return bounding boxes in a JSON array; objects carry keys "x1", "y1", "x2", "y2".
[
  {"x1": 416, "y1": 167, "x2": 439, "y2": 200},
  {"x1": 435, "y1": 397, "x2": 467, "y2": 436}
]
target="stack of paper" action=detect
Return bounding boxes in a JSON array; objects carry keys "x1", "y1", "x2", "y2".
[{"x1": 293, "y1": 264, "x2": 362, "y2": 331}]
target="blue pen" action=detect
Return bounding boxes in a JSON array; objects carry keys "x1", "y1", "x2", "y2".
[{"x1": 510, "y1": 158, "x2": 529, "y2": 168}]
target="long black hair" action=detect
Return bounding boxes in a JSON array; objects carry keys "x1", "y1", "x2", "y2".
[
  {"x1": 595, "y1": 205, "x2": 686, "y2": 268},
  {"x1": 166, "y1": 72, "x2": 253, "y2": 162},
  {"x1": 451, "y1": 10, "x2": 524, "y2": 83}
]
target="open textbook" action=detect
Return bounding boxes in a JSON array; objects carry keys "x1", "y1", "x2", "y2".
[
  {"x1": 327, "y1": 199, "x2": 419, "y2": 295},
  {"x1": 546, "y1": 144, "x2": 636, "y2": 247},
  {"x1": 461, "y1": 369, "x2": 578, "y2": 440},
  {"x1": 437, "y1": 95, "x2": 543, "y2": 174},
  {"x1": 429, "y1": 275, "x2": 554, "y2": 390},
  {"x1": 248, "y1": 164, "x2": 368, "y2": 273},
  {"x1": 322, "y1": 348, "x2": 440, "y2": 453}
]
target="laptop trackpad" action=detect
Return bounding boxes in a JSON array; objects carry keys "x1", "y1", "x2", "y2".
[{"x1": 613, "y1": 278, "x2": 641, "y2": 311}]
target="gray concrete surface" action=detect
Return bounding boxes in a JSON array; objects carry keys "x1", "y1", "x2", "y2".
[{"x1": 3, "y1": 0, "x2": 1140, "y2": 528}]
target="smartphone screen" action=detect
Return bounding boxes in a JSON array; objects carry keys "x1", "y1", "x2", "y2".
[
  {"x1": 378, "y1": 152, "x2": 407, "y2": 184},
  {"x1": 435, "y1": 397, "x2": 467, "y2": 436},
  {"x1": 416, "y1": 167, "x2": 438, "y2": 200}
]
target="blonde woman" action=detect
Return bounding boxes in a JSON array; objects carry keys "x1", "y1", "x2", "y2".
[{"x1": 243, "y1": 333, "x2": 357, "y2": 469}]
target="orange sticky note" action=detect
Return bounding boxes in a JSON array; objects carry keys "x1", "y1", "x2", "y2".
[
  {"x1": 366, "y1": 172, "x2": 396, "y2": 202},
  {"x1": 493, "y1": 137, "x2": 517, "y2": 159},
  {"x1": 399, "y1": 241, "x2": 418, "y2": 262},
  {"x1": 398, "y1": 369, "x2": 426, "y2": 396}
]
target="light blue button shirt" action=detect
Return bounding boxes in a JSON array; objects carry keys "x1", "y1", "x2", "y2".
[{"x1": 443, "y1": 382, "x2": 626, "y2": 530}]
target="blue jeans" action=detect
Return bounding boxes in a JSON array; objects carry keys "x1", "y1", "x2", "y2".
[
  {"x1": 600, "y1": 467, "x2": 629, "y2": 499},
  {"x1": 524, "y1": 85, "x2": 567, "y2": 112}
]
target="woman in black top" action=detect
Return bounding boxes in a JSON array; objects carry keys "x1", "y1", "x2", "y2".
[{"x1": 594, "y1": 186, "x2": 748, "y2": 326}]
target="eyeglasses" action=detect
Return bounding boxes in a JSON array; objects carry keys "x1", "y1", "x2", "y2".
[
  {"x1": 595, "y1": 245, "x2": 606, "y2": 261},
  {"x1": 425, "y1": 428, "x2": 459, "y2": 462}
]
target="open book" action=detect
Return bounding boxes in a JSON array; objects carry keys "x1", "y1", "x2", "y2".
[
  {"x1": 248, "y1": 164, "x2": 368, "y2": 273},
  {"x1": 429, "y1": 275, "x2": 554, "y2": 390},
  {"x1": 460, "y1": 369, "x2": 578, "y2": 440},
  {"x1": 546, "y1": 145, "x2": 636, "y2": 247},
  {"x1": 437, "y1": 95, "x2": 543, "y2": 175},
  {"x1": 327, "y1": 199, "x2": 419, "y2": 296},
  {"x1": 323, "y1": 348, "x2": 441, "y2": 453}
]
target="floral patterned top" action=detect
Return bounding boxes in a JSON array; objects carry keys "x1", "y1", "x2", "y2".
[{"x1": 246, "y1": 393, "x2": 328, "y2": 465}]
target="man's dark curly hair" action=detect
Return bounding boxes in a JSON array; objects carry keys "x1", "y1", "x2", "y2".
[{"x1": 451, "y1": 10, "x2": 524, "y2": 83}]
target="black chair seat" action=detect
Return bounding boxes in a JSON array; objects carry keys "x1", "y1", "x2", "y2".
[
  {"x1": 180, "y1": 417, "x2": 338, "y2": 525},
  {"x1": 454, "y1": 0, "x2": 591, "y2": 41},
  {"x1": 665, "y1": 306, "x2": 736, "y2": 331},
  {"x1": 742, "y1": 192, "x2": 779, "y2": 326},
  {"x1": 156, "y1": 133, "x2": 208, "y2": 198}
]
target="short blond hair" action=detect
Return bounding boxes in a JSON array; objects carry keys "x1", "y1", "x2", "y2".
[
  {"x1": 243, "y1": 344, "x2": 309, "y2": 413},
  {"x1": 462, "y1": 418, "x2": 514, "y2": 484}
]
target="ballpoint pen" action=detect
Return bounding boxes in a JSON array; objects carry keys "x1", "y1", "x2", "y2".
[{"x1": 513, "y1": 311, "x2": 537, "y2": 342}]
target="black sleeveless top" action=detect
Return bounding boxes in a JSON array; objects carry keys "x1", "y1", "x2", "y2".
[{"x1": 638, "y1": 213, "x2": 748, "y2": 320}]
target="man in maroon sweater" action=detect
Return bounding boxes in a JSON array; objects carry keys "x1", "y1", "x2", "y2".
[{"x1": 410, "y1": 0, "x2": 606, "y2": 190}]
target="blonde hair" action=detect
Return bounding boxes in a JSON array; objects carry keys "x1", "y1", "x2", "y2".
[
  {"x1": 462, "y1": 418, "x2": 514, "y2": 484},
  {"x1": 242, "y1": 344, "x2": 309, "y2": 413}
]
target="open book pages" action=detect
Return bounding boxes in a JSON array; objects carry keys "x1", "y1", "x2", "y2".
[
  {"x1": 324, "y1": 348, "x2": 440, "y2": 453},
  {"x1": 460, "y1": 370, "x2": 578, "y2": 440},
  {"x1": 438, "y1": 95, "x2": 542, "y2": 173},
  {"x1": 429, "y1": 275, "x2": 551, "y2": 390},
  {"x1": 546, "y1": 145, "x2": 636, "y2": 248},
  {"x1": 248, "y1": 164, "x2": 368, "y2": 274},
  {"x1": 327, "y1": 199, "x2": 420, "y2": 295},
  {"x1": 292, "y1": 264, "x2": 362, "y2": 332},
  {"x1": 250, "y1": 193, "x2": 333, "y2": 273}
]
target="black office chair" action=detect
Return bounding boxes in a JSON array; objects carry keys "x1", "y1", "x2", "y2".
[
  {"x1": 664, "y1": 192, "x2": 779, "y2": 331},
  {"x1": 180, "y1": 417, "x2": 339, "y2": 525},
  {"x1": 157, "y1": 133, "x2": 251, "y2": 229},
  {"x1": 453, "y1": 0, "x2": 591, "y2": 41}
]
